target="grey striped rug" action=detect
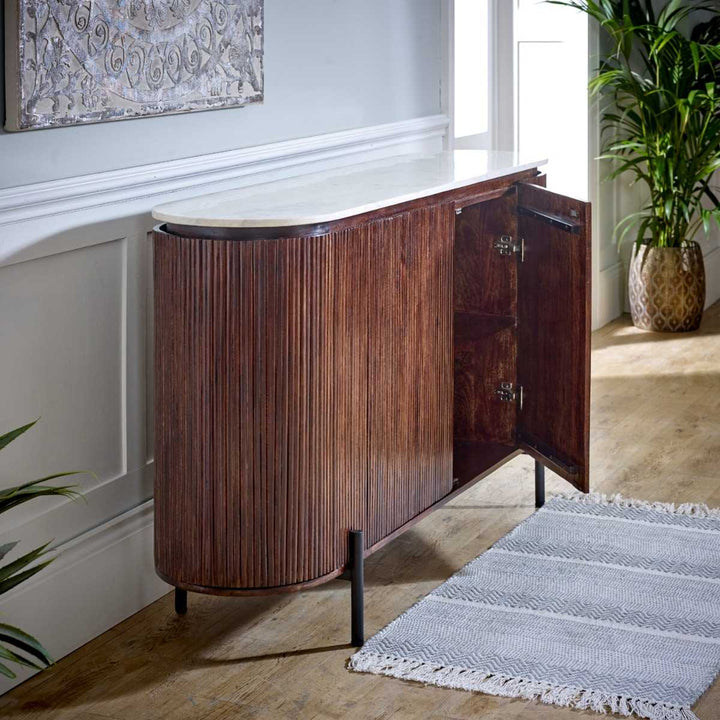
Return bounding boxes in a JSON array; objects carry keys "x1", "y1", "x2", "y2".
[{"x1": 350, "y1": 493, "x2": 720, "y2": 720}]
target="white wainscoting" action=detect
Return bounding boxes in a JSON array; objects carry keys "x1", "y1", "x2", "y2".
[{"x1": 0, "y1": 114, "x2": 448, "y2": 694}]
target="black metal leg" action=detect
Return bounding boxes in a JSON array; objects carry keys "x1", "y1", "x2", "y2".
[
  {"x1": 350, "y1": 530, "x2": 364, "y2": 647},
  {"x1": 175, "y1": 587, "x2": 187, "y2": 615},
  {"x1": 535, "y1": 460, "x2": 545, "y2": 509}
]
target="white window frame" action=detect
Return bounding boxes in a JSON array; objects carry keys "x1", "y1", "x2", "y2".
[{"x1": 442, "y1": 0, "x2": 515, "y2": 153}]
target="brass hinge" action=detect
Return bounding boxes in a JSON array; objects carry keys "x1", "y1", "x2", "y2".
[
  {"x1": 495, "y1": 382, "x2": 523, "y2": 410},
  {"x1": 493, "y1": 235, "x2": 525, "y2": 261}
]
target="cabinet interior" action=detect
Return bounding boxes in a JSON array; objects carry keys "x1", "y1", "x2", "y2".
[
  {"x1": 452, "y1": 183, "x2": 590, "y2": 493},
  {"x1": 453, "y1": 192, "x2": 520, "y2": 488}
]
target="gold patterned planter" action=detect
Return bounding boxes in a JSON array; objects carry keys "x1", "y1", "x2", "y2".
[{"x1": 628, "y1": 243, "x2": 705, "y2": 332}]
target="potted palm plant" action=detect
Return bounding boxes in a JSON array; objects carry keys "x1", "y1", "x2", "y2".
[{"x1": 555, "y1": 0, "x2": 720, "y2": 331}]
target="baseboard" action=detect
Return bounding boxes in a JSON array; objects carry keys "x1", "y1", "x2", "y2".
[
  {"x1": 596, "y1": 262, "x2": 624, "y2": 329},
  {"x1": 0, "y1": 501, "x2": 168, "y2": 696},
  {"x1": 703, "y1": 246, "x2": 720, "y2": 309}
]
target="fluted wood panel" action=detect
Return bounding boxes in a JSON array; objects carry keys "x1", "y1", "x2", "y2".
[
  {"x1": 154, "y1": 228, "x2": 368, "y2": 590},
  {"x1": 366, "y1": 204, "x2": 454, "y2": 546}
]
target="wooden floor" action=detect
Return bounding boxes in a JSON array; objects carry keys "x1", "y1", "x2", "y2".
[{"x1": 2, "y1": 306, "x2": 720, "y2": 720}]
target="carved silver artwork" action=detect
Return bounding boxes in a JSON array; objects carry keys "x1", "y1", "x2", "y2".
[{"x1": 4, "y1": 0, "x2": 264, "y2": 131}]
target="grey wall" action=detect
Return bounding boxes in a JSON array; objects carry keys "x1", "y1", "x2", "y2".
[{"x1": 0, "y1": 0, "x2": 442, "y2": 189}]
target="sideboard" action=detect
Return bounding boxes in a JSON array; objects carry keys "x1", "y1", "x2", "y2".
[{"x1": 151, "y1": 151, "x2": 591, "y2": 646}]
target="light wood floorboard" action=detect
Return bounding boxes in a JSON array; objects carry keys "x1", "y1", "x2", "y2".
[{"x1": 2, "y1": 306, "x2": 719, "y2": 719}]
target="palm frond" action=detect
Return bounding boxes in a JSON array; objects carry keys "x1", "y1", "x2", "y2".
[
  {"x1": 556, "y1": 0, "x2": 720, "y2": 248},
  {"x1": 0, "y1": 623, "x2": 53, "y2": 675},
  {"x1": 0, "y1": 542, "x2": 54, "y2": 596},
  {"x1": 0, "y1": 476, "x2": 84, "y2": 515},
  {"x1": 0, "y1": 420, "x2": 38, "y2": 452}
]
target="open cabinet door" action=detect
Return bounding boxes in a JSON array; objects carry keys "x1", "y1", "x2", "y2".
[{"x1": 516, "y1": 183, "x2": 591, "y2": 492}]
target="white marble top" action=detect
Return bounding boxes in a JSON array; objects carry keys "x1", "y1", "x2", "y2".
[{"x1": 152, "y1": 150, "x2": 547, "y2": 228}]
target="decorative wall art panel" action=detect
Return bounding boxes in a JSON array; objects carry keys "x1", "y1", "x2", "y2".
[{"x1": 4, "y1": 0, "x2": 264, "y2": 131}]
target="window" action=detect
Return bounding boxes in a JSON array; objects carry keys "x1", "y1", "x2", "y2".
[{"x1": 454, "y1": 0, "x2": 490, "y2": 148}]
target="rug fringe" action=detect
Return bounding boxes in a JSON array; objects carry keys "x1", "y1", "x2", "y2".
[
  {"x1": 557, "y1": 491, "x2": 720, "y2": 519},
  {"x1": 348, "y1": 652, "x2": 700, "y2": 720}
]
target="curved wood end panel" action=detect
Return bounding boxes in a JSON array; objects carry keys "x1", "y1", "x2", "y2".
[{"x1": 153, "y1": 227, "x2": 368, "y2": 589}]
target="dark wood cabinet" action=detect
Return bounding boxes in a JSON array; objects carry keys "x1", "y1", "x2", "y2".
[{"x1": 152, "y1": 162, "x2": 590, "y2": 633}]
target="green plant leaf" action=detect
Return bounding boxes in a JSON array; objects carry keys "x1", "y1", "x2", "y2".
[
  {"x1": 0, "y1": 644, "x2": 43, "y2": 671},
  {"x1": 558, "y1": 0, "x2": 720, "y2": 248},
  {"x1": 0, "y1": 542, "x2": 52, "y2": 584},
  {"x1": 0, "y1": 420, "x2": 38, "y2": 452},
  {"x1": 0, "y1": 542, "x2": 19, "y2": 563},
  {"x1": 701, "y1": 208, "x2": 711, "y2": 235},
  {"x1": 0, "y1": 558, "x2": 54, "y2": 597},
  {"x1": 0, "y1": 476, "x2": 85, "y2": 515},
  {"x1": 689, "y1": 43, "x2": 700, "y2": 78},
  {"x1": 0, "y1": 624, "x2": 53, "y2": 667}
]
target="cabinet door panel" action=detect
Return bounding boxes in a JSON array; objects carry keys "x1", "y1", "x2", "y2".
[
  {"x1": 367, "y1": 204, "x2": 454, "y2": 546},
  {"x1": 454, "y1": 316, "x2": 516, "y2": 446},
  {"x1": 517, "y1": 183, "x2": 591, "y2": 491},
  {"x1": 454, "y1": 194, "x2": 518, "y2": 316}
]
